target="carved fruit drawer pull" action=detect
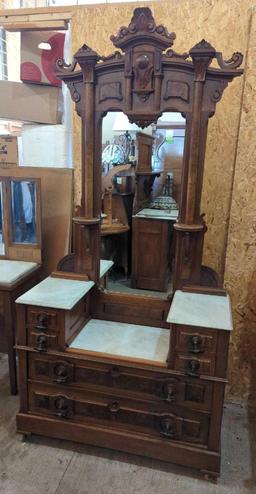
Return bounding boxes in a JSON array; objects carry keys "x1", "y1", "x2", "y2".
[
  {"x1": 189, "y1": 335, "x2": 204, "y2": 354},
  {"x1": 159, "y1": 417, "x2": 177, "y2": 439},
  {"x1": 162, "y1": 382, "x2": 177, "y2": 403},
  {"x1": 35, "y1": 334, "x2": 48, "y2": 353},
  {"x1": 54, "y1": 396, "x2": 72, "y2": 419},
  {"x1": 35, "y1": 314, "x2": 48, "y2": 332},
  {"x1": 54, "y1": 364, "x2": 70, "y2": 384},
  {"x1": 186, "y1": 359, "x2": 200, "y2": 377}
]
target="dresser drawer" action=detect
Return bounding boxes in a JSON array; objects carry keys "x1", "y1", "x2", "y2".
[
  {"x1": 174, "y1": 355, "x2": 215, "y2": 377},
  {"x1": 27, "y1": 331, "x2": 60, "y2": 352},
  {"x1": 28, "y1": 383, "x2": 210, "y2": 446},
  {"x1": 26, "y1": 307, "x2": 60, "y2": 331},
  {"x1": 174, "y1": 326, "x2": 217, "y2": 356},
  {"x1": 28, "y1": 353, "x2": 213, "y2": 411}
]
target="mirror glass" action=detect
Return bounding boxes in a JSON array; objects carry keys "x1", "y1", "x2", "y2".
[
  {"x1": 11, "y1": 180, "x2": 37, "y2": 244},
  {"x1": 101, "y1": 111, "x2": 186, "y2": 299},
  {"x1": 0, "y1": 182, "x2": 4, "y2": 255}
]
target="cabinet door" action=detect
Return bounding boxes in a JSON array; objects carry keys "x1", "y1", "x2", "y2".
[{"x1": 132, "y1": 218, "x2": 171, "y2": 291}]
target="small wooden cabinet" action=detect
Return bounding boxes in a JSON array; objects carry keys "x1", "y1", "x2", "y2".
[{"x1": 131, "y1": 209, "x2": 177, "y2": 291}]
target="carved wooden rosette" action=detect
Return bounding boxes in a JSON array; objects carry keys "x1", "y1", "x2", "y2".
[{"x1": 56, "y1": 7, "x2": 243, "y2": 289}]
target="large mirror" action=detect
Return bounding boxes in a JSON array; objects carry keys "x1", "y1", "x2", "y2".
[
  {"x1": 0, "y1": 176, "x2": 41, "y2": 263},
  {"x1": 101, "y1": 111, "x2": 185, "y2": 299},
  {"x1": 11, "y1": 180, "x2": 37, "y2": 245}
]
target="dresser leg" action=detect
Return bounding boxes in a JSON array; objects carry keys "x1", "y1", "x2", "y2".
[
  {"x1": 5, "y1": 294, "x2": 17, "y2": 395},
  {"x1": 20, "y1": 433, "x2": 32, "y2": 442},
  {"x1": 200, "y1": 470, "x2": 219, "y2": 482}
]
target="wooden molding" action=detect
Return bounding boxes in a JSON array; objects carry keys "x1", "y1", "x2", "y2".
[{"x1": 0, "y1": 6, "x2": 73, "y2": 32}]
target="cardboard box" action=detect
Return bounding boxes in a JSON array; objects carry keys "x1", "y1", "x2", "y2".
[
  {"x1": 0, "y1": 80, "x2": 63, "y2": 125},
  {"x1": 20, "y1": 31, "x2": 65, "y2": 87},
  {"x1": 0, "y1": 136, "x2": 18, "y2": 167}
]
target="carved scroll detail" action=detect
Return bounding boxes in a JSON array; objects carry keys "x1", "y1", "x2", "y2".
[
  {"x1": 67, "y1": 82, "x2": 81, "y2": 103},
  {"x1": 100, "y1": 51, "x2": 123, "y2": 62},
  {"x1": 164, "y1": 49, "x2": 189, "y2": 60},
  {"x1": 216, "y1": 51, "x2": 243, "y2": 69},
  {"x1": 56, "y1": 57, "x2": 78, "y2": 74}
]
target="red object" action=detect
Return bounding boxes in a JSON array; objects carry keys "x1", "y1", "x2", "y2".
[
  {"x1": 20, "y1": 31, "x2": 65, "y2": 87},
  {"x1": 41, "y1": 33, "x2": 65, "y2": 86},
  {"x1": 20, "y1": 62, "x2": 42, "y2": 83}
]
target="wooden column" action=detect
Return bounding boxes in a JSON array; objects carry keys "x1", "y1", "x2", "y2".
[{"x1": 173, "y1": 41, "x2": 216, "y2": 290}]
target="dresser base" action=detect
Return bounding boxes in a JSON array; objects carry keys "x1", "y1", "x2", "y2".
[{"x1": 17, "y1": 412, "x2": 221, "y2": 477}]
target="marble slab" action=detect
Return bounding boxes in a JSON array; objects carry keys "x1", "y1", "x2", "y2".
[
  {"x1": 0, "y1": 260, "x2": 38, "y2": 286},
  {"x1": 134, "y1": 208, "x2": 179, "y2": 221},
  {"x1": 100, "y1": 260, "x2": 114, "y2": 278},
  {"x1": 16, "y1": 276, "x2": 94, "y2": 310},
  {"x1": 167, "y1": 290, "x2": 233, "y2": 331},
  {"x1": 70, "y1": 319, "x2": 170, "y2": 363}
]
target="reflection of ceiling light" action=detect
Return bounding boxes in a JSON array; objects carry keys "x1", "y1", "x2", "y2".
[
  {"x1": 113, "y1": 113, "x2": 153, "y2": 135},
  {"x1": 158, "y1": 112, "x2": 185, "y2": 123},
  {"x1": 113, "y1": 113, "x2": 140, "y2": 132}
]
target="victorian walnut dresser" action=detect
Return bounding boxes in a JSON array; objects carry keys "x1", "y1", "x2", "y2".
[{"x1": 15, "y1": 8, "x2": 243, "y2": 478}]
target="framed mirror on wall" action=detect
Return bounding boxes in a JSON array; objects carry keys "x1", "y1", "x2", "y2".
[
  {"x1": 0, "y1": 176, "x2": 42, "y2": 263},
  {"x1": 100, "y1": 111, "x2": 185, "y2": 298}
]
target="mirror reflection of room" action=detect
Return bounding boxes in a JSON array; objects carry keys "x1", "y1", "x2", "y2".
[
  {"x1": 101, "y1": 111, "x2": 185, "y2": 298},
  {"x1": 11, "y1": 180, "x2": 37, "y2": 244}
]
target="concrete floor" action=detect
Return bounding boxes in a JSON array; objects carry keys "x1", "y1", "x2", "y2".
[{"x1": 0, "y1": 352, "x2": 255, "y2": 494}]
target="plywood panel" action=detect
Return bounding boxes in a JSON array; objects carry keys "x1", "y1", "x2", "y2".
[{"x1": 224, "y1": 8, "x2": 256, "y2": 406}]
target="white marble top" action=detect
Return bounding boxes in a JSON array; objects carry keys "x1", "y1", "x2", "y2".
[
  {"x1": 16, "y1": 276, "x2": 95, "y2": 310},
  {"x1": 167, "y1": 290, "x2": 233, "y2": 331},
  {"x1": 70, "y1": 319, "x2": 170, "y2": 363},
  {"x1": 134, "y1": 208, "x2": 179, "y2": 221},
  {"x1": 100, "y1": 260, "x2": 114, "y2": 278},
  {"x1": 0, "y1": 260, "x2": 38, "y2": 286}
]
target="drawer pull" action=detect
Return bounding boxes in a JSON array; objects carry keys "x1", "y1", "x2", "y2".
[
  {"x1": 35, "y1": 314, "x2": 48, "y2": 332},
  {"x1": 108, "y1": 401, "x2": 120, "y2": 413},
  {"x1": 54, "y1": 396, "x2": 72, "y2": 419},
  {"x1": 161, "y1": 382, "x2": 176, "y2": 403},
  {"x1": 35, "y1": 334, "x2": 48, "y2": 353},
  {"x1": 186, "y1": 359, "x2": 200, "y2": 377},
  {"x1": 189, "y1": 335, "x2": 204, "y2": 354},
  {"x1": 55, "y1": 364, "x2": 70, "y2": 384},
  {"x1": 159, "y1": 418, "x2": 177, "y2": 439},
  {"x1": 109, "y1": 366, "x2": 120, "y2": 379}
]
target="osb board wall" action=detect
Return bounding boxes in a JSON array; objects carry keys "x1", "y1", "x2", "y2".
[
  {"x1": 225, "y1": 8, "x2": 256, "y2": 405},
  {"x1": 71, "y1": 0, "x2": 256, "y2": 404}
]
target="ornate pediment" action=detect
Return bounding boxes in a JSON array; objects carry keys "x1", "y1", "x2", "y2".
[{"x1": 110, "y1": 7, "x2": 176, "y2": 51}]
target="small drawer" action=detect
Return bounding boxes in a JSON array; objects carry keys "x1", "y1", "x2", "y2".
[
  {"x1": 175, "y1": 326, "x2": 217, "y2": 355},
  {"x1": 174, "y1": 355, "x2": 215, "y2": 377},
  {"x1": 28, "y1": 353, "x2": 213, "y2": 411},
  {"x1": 27, "y1": 331, "x2": 59, "y2": 352},
  {"x1": 28, "y1": 383, "x2": 210, "y2": 446},
  {"x1": 27, "y1": 307, "x2": 59, "y2": 331}
]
